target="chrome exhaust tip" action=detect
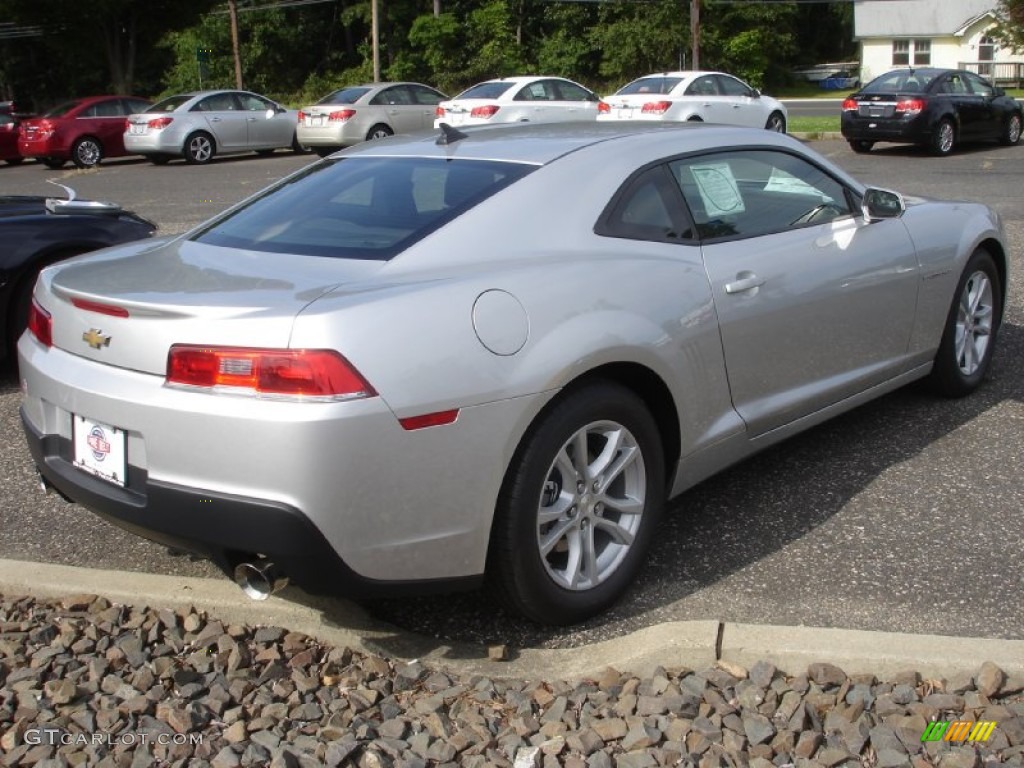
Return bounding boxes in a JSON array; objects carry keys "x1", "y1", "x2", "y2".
[{"x1": 234, "y1": 560, "x2": 288, "y2": 600}]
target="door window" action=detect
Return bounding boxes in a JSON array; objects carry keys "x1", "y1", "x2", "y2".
[{"x1": 669, "y1": 150, "x2": 852, "y2": 241}]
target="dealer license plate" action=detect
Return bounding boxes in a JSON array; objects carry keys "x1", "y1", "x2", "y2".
[{"x1": 72, "y1": 415, "x2": 127, "y2": 487}]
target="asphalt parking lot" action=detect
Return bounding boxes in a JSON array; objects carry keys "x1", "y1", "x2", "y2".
[{"x1": 1, "y1": 139, "x2": 1022, "y2": 653}]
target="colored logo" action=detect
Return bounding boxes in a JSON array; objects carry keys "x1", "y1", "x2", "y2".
[
  {"x1": 86, "y1": 426, "x2": 111, "y2": 462},
  {"x1": 921, "y1": 721, "x2": 996, "y2": 743},
  {"x1": 82, "y1": 328, "x2": 111, "y2": 350}
]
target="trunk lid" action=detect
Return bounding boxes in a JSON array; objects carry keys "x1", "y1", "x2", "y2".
[{"x1": 43, "y1": 238, "x2": 383, "y2": 375}]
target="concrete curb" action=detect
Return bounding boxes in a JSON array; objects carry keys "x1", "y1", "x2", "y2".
[
  {"x1": 790, "y1": 131, "x2": 844, "y2": 141},
  {"x1": 2, "y1": 559, "x2": 1021, "y2": 682}
]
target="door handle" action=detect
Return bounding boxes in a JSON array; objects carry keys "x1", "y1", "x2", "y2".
[
  {"x1": 725, "y1": 273, "x2": 765, "y2": 294},
  {"x1": 247, "y1": 117, "x2": 257, "y2": 122},
  {"x1": 210, "y1": 117, "x2": 222, "y2": 122}
]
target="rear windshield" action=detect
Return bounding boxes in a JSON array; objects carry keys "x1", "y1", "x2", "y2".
[
  {"x1": 456, "y1": 82, "x2": 515, "y2": 100},
  {"x1": 148, "y1": 94, "x2": 195, "y2": 112},
  {"x1": 317, "y1": 87, "x2": 371, "y2": 105},
  {"x1": 617, "y1": 77, "x2": 683, "y2": 95},
  {"x1": 192, "y1": 156, "x2": 534, "y2": 260},
  {"x1": 861, "y1": 70, "x2": 939, "y2": 94}
]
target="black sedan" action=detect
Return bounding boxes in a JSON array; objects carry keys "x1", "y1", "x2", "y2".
[
  {"x1": 841, "y1": 68, "x2": 1022, "y2": 156},
  {"x1": 0, "y1": 195, "x2": 155, "y2": 363}
]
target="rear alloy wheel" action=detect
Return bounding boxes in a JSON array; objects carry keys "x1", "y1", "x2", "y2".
[
  {"x1": 1000, "y1": 113, "x2": 1021, "y2": 146},
  {"x1": 927, "y1": 249, "x2": 1001, "y2": 397},
  {"x1": 765, "y1": 112, "x2": 786, "y2": 133},
  {"x1": 489, "y1": 381, "x2": 665, "y2": 625},
  {"x1": 930, "y1": 119, "x2": 956, "y2": 156},
  {"x1": 849, "y1": 140, "x2": 874, "y2": 154},
  {"x1": 366, "y1": 124, "x2": 394, "y2": 141},
  {"x1": 184, "y1": 132, "x2": 215, "y2": 164},
  {"x1": 72, "y1": 137, "x2": 102, "y2": 169}
]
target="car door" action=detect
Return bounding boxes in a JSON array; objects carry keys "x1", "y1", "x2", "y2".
[
  {"x1": 237, "y1": 92, "x2": 293, "y2": 148},
  {"x1": 368, "y1": 85, "x2": 420, "y2": 134},
  {"x1": 670, "y1": 149, "x2": 920, "y2": 435},
  {"x1": 549, "y1": 79, "x2": 600, "y2": 121},
  {"x1": 961, "y1": 72, "x2": 1002, "y2": 141},
  {"x1": 192, "y1": 92, "x2": 248, "y2": 150},
  {"x1": 81, "y1": 98, "x2": 129, "y2": 154},
  {"x1": 681, "y1": 75, "x2": 723, "y2": 123},
  {"x1": 713, "y1": 75, "x2": 762, "y2": 127},
  {"x1": 408, "y1": 85, "x2": 447, "y2": 129},
  {"x1": 512, "y1": 80, "x2": 558, "y2": 122}
]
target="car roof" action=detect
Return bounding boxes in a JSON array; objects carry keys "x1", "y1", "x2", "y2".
[
  {"x1": 632, "y1": 71, "x2": 727, "y2": 80},
  {"x1": 340, "y1": 120, "x2": 798, "y2": 166}
]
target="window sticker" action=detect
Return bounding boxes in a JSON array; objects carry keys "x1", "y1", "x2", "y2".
[
  {"x1": 690, "y1": 162, "x2": 745, "y2": 218},
  {"x1": 764, "y1": 168, "x2": 828, "y2": 200}
]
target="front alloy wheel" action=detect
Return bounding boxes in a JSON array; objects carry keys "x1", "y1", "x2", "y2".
[
  {"x1": 928, "y1": 249, "x2": 1001, "y2": 397},
  {"x1": 765, "y1": 112, "x2": 786, "y2": 133},
  {"x1": 489, "y1": 381, "x2": 665, "y2": 625},
  {"x1": 1000, "y1": 113, "x2": 1021, "y2": 146}
]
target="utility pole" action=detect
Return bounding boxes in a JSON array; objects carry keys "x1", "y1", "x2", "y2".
[
  {"x1": 690, "y1": 0, "x2": 700, "y2": 71},
  {"x1": 372, "y1": 0, "x2": 380, "y2": 81},
  {"x1": 228, "y1": 0, "x2": 243, "y2": 89}
]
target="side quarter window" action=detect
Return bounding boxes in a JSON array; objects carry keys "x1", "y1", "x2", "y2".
[
  {"x1": 595, "y1": 165, "x2": 695, "y2": 244},
  {"x1": 669, "y1": 150, "x2": 854, "y2": 241}
]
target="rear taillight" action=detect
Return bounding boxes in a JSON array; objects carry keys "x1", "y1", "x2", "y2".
[
  {"x1": 329, "y1": 109, "x2": 356, "y2": 122},
  {"x1": 298, "y1": 110, "x2": 306, "y2": 121},
  {"x1": 148, "y1": 117, "x2": 173, "y2": 130},
  {"x1": 842, "y1": 98, "x2": 858, "y2": 112},
  {"x1": 435, "y1": 106, "x2": 445, "y2": 118},
  {"x1": 470, "y1": 105, "x2": 500, "y2": 119},
  {"x1": 895, "y1": 98, "x2": 925, "y2": 115},
  {"x1": 28, "y1": 298, "x2": 52, "y2": 348},
  {"x1": 597, "y1": 101, "x2": 610, "y2": 114},
  {"x1": 641, "y1": 101, "x2": 671, "y2": 115},
  {"x1": 166, "y1": 345, "x2": 376, "y2": 400}
]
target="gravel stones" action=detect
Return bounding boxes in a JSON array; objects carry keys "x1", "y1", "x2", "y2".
[{"x1": 1, "y1": 593, "x2": 1023, "y2": 768}]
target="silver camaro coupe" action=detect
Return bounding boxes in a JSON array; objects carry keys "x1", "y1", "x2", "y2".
[{"x1": 19, "y1": 123, "x2": 1006, "y2": 624}]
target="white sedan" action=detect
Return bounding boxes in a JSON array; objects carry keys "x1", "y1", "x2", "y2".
[
  {"x1": 598, "y1": 71, "x2": 788, "y2": 132},
  {"x1": 433, "y1": 76, "x2": 603, "y2": 128}
]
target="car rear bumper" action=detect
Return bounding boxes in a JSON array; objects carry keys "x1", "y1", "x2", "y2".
[
  {"x1": 124, "y1": 131, "x2": 184, "y2": 154},
  {"x1": 295, "y1": 122, "x2": 364, "y2": 147},
  {"x1": 841, "y1": 113, "x2": 931, "y2": 143}
]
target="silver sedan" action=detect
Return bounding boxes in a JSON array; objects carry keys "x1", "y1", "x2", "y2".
[
  {"x1": 296, "y1": 82, "x2": 447, "y2": 156},
  {"x1": 19, "y1": 123, "x2": 1006, "y2": 625},
  {"x1": 124, "y1": 90, "x2": 303, "y2": 165}
]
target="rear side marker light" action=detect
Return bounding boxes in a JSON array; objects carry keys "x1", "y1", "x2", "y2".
[
  {"x1": 399, "y1": 409, "x2": 459, "y2": 431},
  {"x1": 28, "y1": 298, "x2": 52, "y2": 348},
  {"x1": 166, "y1": 345, "x2": 376, "y2": 400},
  {"x1": 71, "y1": 298, "x2": 129, "y2": 317},
  {"x1": 470, "y1": 105, "x2": 500, "y2": 119}
]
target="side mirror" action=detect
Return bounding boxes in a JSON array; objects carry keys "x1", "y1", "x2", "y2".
[
  {"x1": 994, "y1": 87, "x2": 1005, "y2": 97},
  {"x1": 861, "y1": 187, "x2": 905, "y2": 222}
]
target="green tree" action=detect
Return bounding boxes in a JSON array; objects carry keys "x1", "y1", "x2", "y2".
[
  {"x1": 699, "y1": 0, "x2": 799, "y2": 89},
  {"x1": 995, "y1": 0, "x2": 1024, "y2": 52}
]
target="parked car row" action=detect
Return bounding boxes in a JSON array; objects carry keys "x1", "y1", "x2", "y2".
[{"x1": 2, "y1": 72, "x2": 789, "y2": 169}]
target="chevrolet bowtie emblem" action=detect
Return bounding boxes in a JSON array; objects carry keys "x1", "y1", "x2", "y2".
[{"x1": 82, "y1": 329, "x2": 111, "y2": 350}]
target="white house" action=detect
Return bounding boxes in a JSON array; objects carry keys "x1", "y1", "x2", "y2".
[{"x1": 854, "y1": 0, "x2": 1024, "y2": 84}]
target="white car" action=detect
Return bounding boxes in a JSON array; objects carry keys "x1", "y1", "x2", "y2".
[
  {"x1": 297, "y1": 82, "x2": 447, "y2": 156},
  {"x1": 598, "y1": 71, "x2": 788, "y2": 132},
  {"x1": 433, "y1": 76, "x2": 602, "y2": 128}
]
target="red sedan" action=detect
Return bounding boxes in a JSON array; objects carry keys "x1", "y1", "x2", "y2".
[{"x1": 18, "y1": 95, "x2": 151, "y2": 169}]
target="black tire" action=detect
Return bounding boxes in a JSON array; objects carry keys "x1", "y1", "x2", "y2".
[
  {"x1": 7, "y1": 253, "x2": 76, "y2": 358},
  {"x1": 999, "y1": 112, "x2": 1021, "y2": 146},
  {"x1": 183, "y1": 132, "x2": 215, "y2": 164},
  {"x1": 5, "y1": 157, "x2": 24, "y2": 166},
  {"x1": 488, "y1": 380, "x2": 666, "y2": 625},
  {"x1": 71, "y1": 136, "x2": 103, "y2": 169},
  {"x1": 366, "y1": 124, "x2": 394, "y2": 141},
  {"x1": 148, "y1": 155, "x2": 172, "y2": 165},
  {"x1": 686, "y1": 115, "x2": 704, "y2": 122},
  {"x1": 255, "y1": 149, "x2": 276, "y2": 157},
  {"x1": 43, "y1": 158, "x2": 65, "y2": 170},
  {"x1": 765, "y1": 111, "x2": 786, "y2": 133},
  {"x1": 849, "y1": 140, "x2": 874, "y2": 154},
  {"x1": 313, "y1": 146, "x2": 337, "y2": 158},
  {"x1": 291, "y1": 134, "x2": 312, "y2": 154},
  {"x1": 929, "y1": 118, "x2": 956, "y2": 156},
  {"x1": 927, "y1": 249, "x2": 1001, "y2": 397}
]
